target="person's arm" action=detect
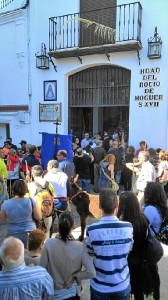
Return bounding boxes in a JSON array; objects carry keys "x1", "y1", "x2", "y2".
[
  {"x1": 108, "y1": 164, "x2": 114, "y2": 179},
  {"x1": 0, "y1": 210, "x2": 6, "y2": 222},
  {"x1": 145, "y1": 164, "x2": 156, "y2": 182},
  {"x1": 48, "y1": 183, "x2": 55, "y2": 197},
  {"x1": 11, "y1": 155, "x2": 20, "y2": 163},
  {"x1": 86, "y1": 227, "x2": 94, "y2": 257},
  {"x1": 120, "y1": 131, "x2": 125, "y2": 148},
  {"x1": 31, "y1": 198, "x2": 42, "y2": 221},
  {"x1": 143, "y1": 206, "x2": 155, "y2": 232},
  {"x1": 156, "y1": 162, "x2": 164, "y2": 178},
  {"x1": 40, "y1": 243, "x2": 49, "y2": 270},
  {"x1": 73, "y1": 245, "x2": 96, "y2": 284},
  {"x1": 42, "y1": 270, "x2": 54, "y2": 298},
  {"x1": 66, "y1": 179, "x2": 72, "y2": 197},
  {"x1": 126, "y1": 162, "x2": 140, "y2": 174},
  {"x1": 81, "y1": 140, "x2": 84, "y2": 148}
]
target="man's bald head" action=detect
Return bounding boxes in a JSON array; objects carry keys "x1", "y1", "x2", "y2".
[{"x1": 0, "y1": 237, "x2": 24, "y2": 269}]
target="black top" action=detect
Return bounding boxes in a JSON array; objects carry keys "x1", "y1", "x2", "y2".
[
  {"x1": 93, "y1": 147, "x2": 106, "y2": 164},
  {"x1": 73, "y1": 154, "x2": 91, "y2": 179},
  {"x1": 103, "y1": 137, "x2": 111, "y2": 152},
  {"x1": 108, "y1": 147, "x2": 123, "y2": 172},
  {"x1": 22, "y1": 155, "x2": 40, "y2": 167}
]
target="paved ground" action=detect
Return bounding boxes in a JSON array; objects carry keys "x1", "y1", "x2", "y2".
[{"x1": 0, "y1": 200, "x2": 167, "y2": 300}]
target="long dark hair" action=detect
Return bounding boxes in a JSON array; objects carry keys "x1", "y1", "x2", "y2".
[
  {"x1": 144, "y1": 182, "x2": 168, "y2": 218},
  {"x1": 118, "y1": 191, "x2": 148, "y2": 233},
  {"x1": 58, "y1": 212, "x2": 74, "y2": 242}
]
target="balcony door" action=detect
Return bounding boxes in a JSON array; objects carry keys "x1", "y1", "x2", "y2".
[{"x1": 80, "y1": 0, "x2": 116, "y2": 47}]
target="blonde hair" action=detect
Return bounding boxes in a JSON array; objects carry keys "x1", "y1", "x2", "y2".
[{"x1": 159, "y1": 150, "x2": 167, "y2": 161}]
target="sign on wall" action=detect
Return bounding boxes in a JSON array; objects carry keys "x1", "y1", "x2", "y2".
[
  {"x1": 135, "y1": 68, "x2": 163, "y2": 107},
  {"x1": 39, "y1": 103, "x2": 62, "y2": 122}
]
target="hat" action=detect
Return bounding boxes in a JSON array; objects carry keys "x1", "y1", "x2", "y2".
[
  {"x1": 19, "y1": 140, "x2": 27, "y2": 145},
  {"x1": 4, "y1": 141, "x2": 11, "y2": 146}
]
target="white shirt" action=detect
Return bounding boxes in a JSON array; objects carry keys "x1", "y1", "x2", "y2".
[
  {"x1": 44, "y1": 168, "x2": 68, "y2": 197},
  {"x1": 137, "y1": 161, "x2": 156, "y2": 191}
]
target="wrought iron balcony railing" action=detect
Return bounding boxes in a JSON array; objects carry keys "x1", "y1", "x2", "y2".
[{"x1": 49, "y1": 2, "x2": 142, "y2": 52}]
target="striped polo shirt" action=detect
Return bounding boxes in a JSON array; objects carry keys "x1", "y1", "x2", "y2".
[
  {"x1": 0, "y1": 265, "x2": 54, "y2": 299},
  {"x1": 86, "y1": 216, "x2": 133, "y2": 294}
]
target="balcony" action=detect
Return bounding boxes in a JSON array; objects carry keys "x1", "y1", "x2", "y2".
[{"x1": 49, "y1": 2, "x2": 142, "y2": 59}]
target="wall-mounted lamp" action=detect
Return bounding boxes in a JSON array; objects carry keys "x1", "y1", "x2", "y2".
[
  {"x1": 35, "y1": 43, "x2": 49, "y2": 69},
  {"x1": 147, "y1": 27, "x2": 162, "y2": 59}
]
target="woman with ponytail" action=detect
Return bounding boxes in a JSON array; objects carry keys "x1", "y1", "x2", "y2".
[{"x1": 40, "y1": 212, "x2": 95, "y2": 300}]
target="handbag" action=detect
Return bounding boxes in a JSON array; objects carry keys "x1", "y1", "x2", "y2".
[
  {"x1": 111, "y1": 179, "x2": 119, "y2": 192},
  {"x1": 151, "y1": 218, "x2": 168, "y2": 246},
  {"x1": 102, "y1": 168, "x2": 119, "y2": 192},
  {"x1": 144, "y1": 229, "x2": 163, "y2": 265}
]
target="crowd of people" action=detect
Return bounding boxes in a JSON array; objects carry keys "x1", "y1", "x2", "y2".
[{"x1": 0, "y1": 132, "x2": 168, "y2": 299}]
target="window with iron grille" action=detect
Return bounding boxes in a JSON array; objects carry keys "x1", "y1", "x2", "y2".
[{"x1": 69, "y1": 65, "x2": 130, "y2": 107}]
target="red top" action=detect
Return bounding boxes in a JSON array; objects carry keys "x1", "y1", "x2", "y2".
[{"x1": 7, "y1": 155, "x2": 20, "y2": 171}]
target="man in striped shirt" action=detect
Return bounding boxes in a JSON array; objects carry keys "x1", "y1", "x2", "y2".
[
  {"x1": 86, "y1": 188, "x2": 133, "y2": 300},
  {"x1": 0, "y1": 237, "x2": 54, "y2": 299}
]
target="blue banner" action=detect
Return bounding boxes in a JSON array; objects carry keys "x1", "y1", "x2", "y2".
[{"x1": 41, "y1": 132, "x2": 73, "y2": 170}]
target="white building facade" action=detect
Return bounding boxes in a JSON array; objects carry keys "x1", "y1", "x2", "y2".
[{"x1": 0, "y1": 0, "x2": 167, "y2": 150}]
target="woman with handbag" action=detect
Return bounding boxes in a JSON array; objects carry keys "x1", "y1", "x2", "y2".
[
  {"x1": 118, "y1": 191, "x2": 148, "y2": 300},
  {"x1": 98, "y1": 154, "x2": 117, "y2": 191},
  {"x1": 0, "y1": 179, "x2": 42, "y2": 248},
  {"x1": 143, "y1": 182, "x2": 168, "y2": 300}
]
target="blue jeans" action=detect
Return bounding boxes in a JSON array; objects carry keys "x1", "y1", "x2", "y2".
[
  {"x1": 54, "y1": 199, "x2": 67, "y2": 211},
  {"x1": 11, "y1": 232, "x2": 29, "y2": 249},
  {"x1": 77, "y1": 179, "x2": 91, "y2": 193},
  {"x1": 115, "y1": 170, "x2": 122, "y2": 185},
  {"x1": 90, "y1": 285, "x2": 131, "y2": 300}
]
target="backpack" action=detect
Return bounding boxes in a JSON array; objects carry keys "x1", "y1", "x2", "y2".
[
  {"x1": 159, "y1": 169, "x2": 168, "y2": 184},
  {"x1": 34, "y1": 181, "x2": 54, "y2": 218}
]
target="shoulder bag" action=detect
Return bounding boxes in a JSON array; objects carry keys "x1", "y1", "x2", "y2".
[
  {"x1": 102, "y1": 167, "x2": 119, "y2": 192},
  {"x1": 151, "y1": 218, "x2": 168, "y2": 246},
  {"x1": 144, "y1": 228, "x2": 164, "y2": 265}
]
